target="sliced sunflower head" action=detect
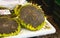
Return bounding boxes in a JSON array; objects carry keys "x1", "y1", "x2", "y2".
[
  {"x1": 15, "y1": 3, "x2": 46, "y2": 31},
  {"x1": 0, "y1": 17, "x2": 21, "y2": 37}
]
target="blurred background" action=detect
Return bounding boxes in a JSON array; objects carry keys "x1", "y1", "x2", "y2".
[{"x1": 26, "y1": 0, "x2": 60, "y2": 38}]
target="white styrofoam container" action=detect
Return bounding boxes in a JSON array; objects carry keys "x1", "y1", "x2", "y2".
[{"x1": 4, "y1": 19, "x2": 56, "y2": 38}]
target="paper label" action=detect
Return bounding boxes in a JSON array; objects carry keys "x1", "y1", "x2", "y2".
[{"x1": 0, "y1": 10, "x2": 11, "y2": 15}]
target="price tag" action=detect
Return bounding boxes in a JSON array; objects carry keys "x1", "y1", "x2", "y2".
[{"x1": 0, "y1": 10, "x2": 11, "y2": 15}]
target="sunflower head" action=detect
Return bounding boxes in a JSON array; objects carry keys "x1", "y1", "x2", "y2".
[
  {"x1": 15, "y1": 3, "x2": 45, "y2": 31},
  {"x1": 0, "y1": 17, "x2": 20, "y2": 37}
]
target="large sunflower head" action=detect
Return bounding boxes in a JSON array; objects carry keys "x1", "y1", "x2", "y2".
[
  {"x1": 0, "y1": 17, "x2": 20, "y2": 37},
  {"x1": 15, "y1": 3, "x2": 45, "y2": 31}
]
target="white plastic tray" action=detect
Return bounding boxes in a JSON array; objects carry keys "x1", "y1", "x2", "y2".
[
  {"x1": 0, "y1": 0, "x2": 27, "y2": 10},
  {"x1": 0, "y1": 0, "x2": 19, "y2": 10},
  {"x1": 5, "y1": 19, "x2": 56, "y2": 38}
]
